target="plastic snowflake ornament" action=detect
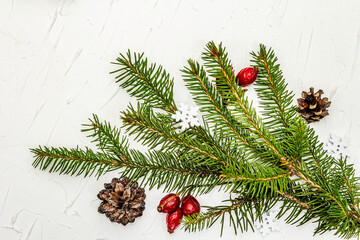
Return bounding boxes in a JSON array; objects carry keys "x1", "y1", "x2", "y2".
[
  {"x1": 254, "y1": 207, "x2": 280, "y2": 237},
  {"x1": 325, "y1": 134, "x2": 350, "y2": 159},
  {"x1": 172, "y1": 103, "x2": 200, "y2": 131}
]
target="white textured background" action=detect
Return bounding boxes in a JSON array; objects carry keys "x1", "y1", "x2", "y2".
[{"x1": 1, "y1": 0, "x2": 360, "y2": 239}]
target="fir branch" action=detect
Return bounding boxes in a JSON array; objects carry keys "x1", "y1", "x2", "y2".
[
  {"x1": 123, "y1": 150, "x2": 223, "y2": 194},
  {"x1": 111, "y1": 51, "x2": 176, "y2": 112},
  {"x1": 282, "y1": 118, "x2": 309, "y2": 166},
  {"x1": 111, "y1": 50, "x2": 230, "y2": 160},
  {"x1": 291, "y1": 166, "x2": 360, "y2": 236},
  {"x1": 248, "y1": 44, "x2": 360, "y2": 231},
  {"x1": 202, "y1": 41, "x2": 283, "y2": 161},
  {"x1": 278, "y1": 193, "x2": 314, "y2": 226},
  {"x1": 81, "y1": 115, "x2": 225, "y2": 193},
  {"x1": 278, "y1": 191, "x2": 311, "y2": 210},
  {"x1": 286, "y1": 122, "x2": 360, "y2": 228},
  {"x1": 336, "y1": 158, "x2": 360, "y2": 207},
  {"x1": 31, "y1": 146, "x2": 121, "y2": 178},
  {"x1": 187, "y1": 123, "x2": 243, "y2": 162},
  {"x1": 183, "y1": 198, "x2": 256, "y2": 234},
  {"x1": 221, "y1": 161, "x2": 291, "y2": 196},
  {"x1": 201, "y1": 42, "x2": 360, "y2": 237},
  {"x1": 250, "y1": 44, "x2": 296, "y2": 129},
  {"x1": 82, "y1": 114, "x2": 127, "y2": 161},
  {"x1": 121, "y1": 102, "x2": 224, "y2": 163},
  {"x1": 30, "y1": 41, "x2": 360, "y2": 238},
  {"x1": 302, "y1": 126, "x2": 334, "y2": 183},
  {"x1": 31, "y1": 145, "x2": 223, "y2": 195},
  {"x1": 248, "y1": 45, "x2": 360, "y2": 229},
  {"x1": 182, "y1": 59, "x2": 276, "y2": 163},
  {"x1": 184, "y1": 196, "x2": 280, "y2": 235},
  {"x1": 221, "y1": 172, "x2": 290, "y2": 182}
]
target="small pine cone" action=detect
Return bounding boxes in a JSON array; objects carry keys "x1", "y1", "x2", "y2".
[
  {"x1": 297, "y1": 87, "x2": 331, "y2": 123},
  {"x1": 97, "y1": 177, "x2": 146, "y2": 225}
]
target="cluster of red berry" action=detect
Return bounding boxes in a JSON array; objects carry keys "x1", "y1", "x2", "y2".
[{"x1": 157, "y1": 193, "x2": 200, "y2": 233}]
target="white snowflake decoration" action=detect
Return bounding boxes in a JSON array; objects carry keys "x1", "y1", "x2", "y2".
[
  {"x1": 254, "y1": 207, "x2": 280, "y2": 237},
  {"x1": 325, "y1": 134, "x2": 350, "y2": 159},
  {"x1": 171, "y1": 103, "x2": 200, "y2": 131}
]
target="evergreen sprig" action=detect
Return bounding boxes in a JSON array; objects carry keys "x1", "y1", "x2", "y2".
[
  {"x1": 31, "y1": 146, "x2": 121, "y2": 178},
  {"x1": 31, "y1": 42, "x2": 360, "y2": 238},
  {"x1": 111, "y1": 51, "x2": 176, "y2": 112},
  {"x1": 250, "y1": 44, "x2": 296, "y2": 130}
]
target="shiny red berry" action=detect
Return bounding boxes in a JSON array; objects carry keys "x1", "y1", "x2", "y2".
[
  {"x1": 181, "y1": 195, "x2": 200, "y2": 216},
  {"x1": 166, "y1": 208, "x2": 183, "y2": 233},
  {"x1": 236, "y1": 67, "x2": 258, "y2": 87},
  {"x1": 157, "y1": 193, "x2": 180, "y2": 213}
]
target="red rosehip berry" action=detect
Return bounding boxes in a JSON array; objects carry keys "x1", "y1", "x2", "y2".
[
  {"x1": 166, "y1": 208, "x2": 183, "y2": 233},
  {"x1": 181, "y1": 195, "x2": 200, "y2": 216},
  {"x1": 236, "y1": 67, "x2": 258, "y2": 87},
  {"x1": 157, "y1": 193, "x2": 180, "y2": 213}
]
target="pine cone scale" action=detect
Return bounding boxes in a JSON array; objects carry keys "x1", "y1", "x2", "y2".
[{"x1": 309, "y1": 103, "x2": 317, "y2": 109}]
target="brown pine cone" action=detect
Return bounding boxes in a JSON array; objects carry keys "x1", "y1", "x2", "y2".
[
  {"x1": 97, "y1": 177, "x2": 146, "y2": 225},
  {"x1": 297, "y1": 87, "x2": 331, "y2": 123}
]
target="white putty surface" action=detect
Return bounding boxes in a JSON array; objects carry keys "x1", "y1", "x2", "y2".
[{"x1": 1, "y1": 0, "x2": 360, "y2": 239}]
